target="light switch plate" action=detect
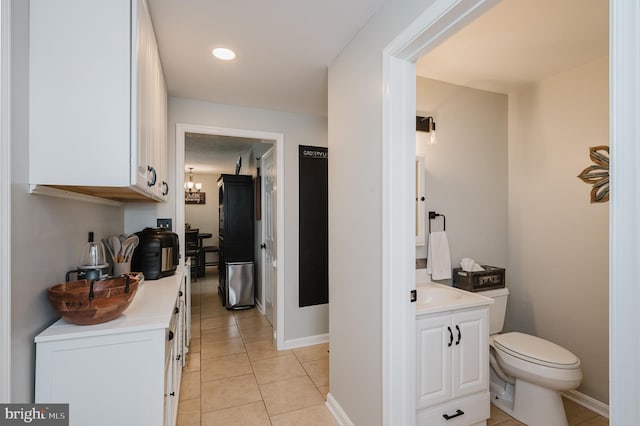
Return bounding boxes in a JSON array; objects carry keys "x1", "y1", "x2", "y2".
[{"x1": 157, "y1": 218, "x2": 172, "y2": 231}]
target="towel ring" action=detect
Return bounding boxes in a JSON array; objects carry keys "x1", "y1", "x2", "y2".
[{"x1": 428, "y1": 211, "x2": 446, "y2": 233}]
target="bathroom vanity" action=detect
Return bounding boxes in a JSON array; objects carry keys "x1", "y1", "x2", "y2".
[{"x1": 415, "y1": 282, "x2": 493, "y2": 425}]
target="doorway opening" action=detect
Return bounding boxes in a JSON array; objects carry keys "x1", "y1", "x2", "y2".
[{"x1": 175, "y1": 124, "x2": 285, "y2": 349}]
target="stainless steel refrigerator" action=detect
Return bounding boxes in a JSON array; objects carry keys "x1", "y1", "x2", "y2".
[{"x1": 225, "y1": 261, "x2": 254, "y2": 309}]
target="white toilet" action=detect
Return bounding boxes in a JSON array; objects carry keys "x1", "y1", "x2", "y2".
[{"x1": 479, "y1": 287, "x2": 582, "y2": 426}]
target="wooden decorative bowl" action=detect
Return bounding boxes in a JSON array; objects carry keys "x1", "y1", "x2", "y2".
[{"x1": 48, "y1": 275, "x2": 140, "y2": 325}]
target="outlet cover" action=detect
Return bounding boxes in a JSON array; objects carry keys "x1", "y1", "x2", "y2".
[{"x1": 157, "y1": 218, "x2": 172, "y2": 231}]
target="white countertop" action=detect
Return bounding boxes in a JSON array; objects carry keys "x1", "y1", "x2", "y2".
[
  {"x1": 35, "y1": 266, "x2": 185, "y2": 343},
  {"x1": 416, "y1": 280, "x2": 493, "y2": 316}
]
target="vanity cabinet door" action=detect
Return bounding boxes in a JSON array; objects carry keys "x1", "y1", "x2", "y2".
[
  {"x1": 416, "y1": 314, "x2": 452, "y2": 409},
  {"x1": 451, "y1": 308, "x2": 489, "y2": 399},
  {"x1": 416, "y1": 307, "x2": 489, "y2": 410}
]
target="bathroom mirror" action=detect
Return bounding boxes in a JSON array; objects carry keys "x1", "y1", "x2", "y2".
[{"x1": 416, "y1": 155, "x2": 426, "y2": 246}]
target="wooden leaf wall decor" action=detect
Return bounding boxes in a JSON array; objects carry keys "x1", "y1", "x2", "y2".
[{"x1": 577, "y1": 145, "x2": 609, "y2": 203}]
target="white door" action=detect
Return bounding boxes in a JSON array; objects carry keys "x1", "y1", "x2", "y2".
[{"x1": 262, "y1": 147, "x2": 276, "y2": 326}]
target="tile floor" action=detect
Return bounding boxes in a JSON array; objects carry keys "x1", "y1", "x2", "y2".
[
  {"x1": 177, "y1": 273, "x2": 336, "y2": 425},
  {"x1": 488, "y1": 398, "x2": 608, "y2": 425},
  {"x1": 178, "y1": 272, "x2": 608, "y2": 425}
]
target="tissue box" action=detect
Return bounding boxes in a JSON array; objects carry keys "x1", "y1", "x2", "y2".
[{"x1": 452, "y1": 265, "x2": 505, "y2": 292}]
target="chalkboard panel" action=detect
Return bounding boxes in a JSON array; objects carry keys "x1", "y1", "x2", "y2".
[{"x1": 299, "y1": 146, "x2": 328, "y2": 307}]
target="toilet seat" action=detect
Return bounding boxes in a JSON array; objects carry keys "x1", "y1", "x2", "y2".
[{"x1": 493, "y1": 332, "x2": 580, "y2": 369}]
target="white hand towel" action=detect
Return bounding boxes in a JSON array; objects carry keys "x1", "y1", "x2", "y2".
[{"x1": 426, "y1": 231, "x2": 452, "y2": 280}]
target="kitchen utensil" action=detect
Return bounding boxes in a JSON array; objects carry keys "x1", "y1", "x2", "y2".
[
  {"x1": 110, "y1": 235, "x2": 122, "y2": 262},
  {"x1": 48, "y1": 274, "x2": 140, "y2": 325},
  {"x1": 121, "y1": 235, "x2": 139, "y2": 262}
]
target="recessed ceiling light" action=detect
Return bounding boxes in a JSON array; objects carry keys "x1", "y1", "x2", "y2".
[{"x1": 212, "y1": 47, "x2": 236, "y2": 61}]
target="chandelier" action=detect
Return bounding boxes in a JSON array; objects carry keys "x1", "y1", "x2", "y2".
[{"x1": 184, "y1": 167, "x2": 202, "y2": 193}]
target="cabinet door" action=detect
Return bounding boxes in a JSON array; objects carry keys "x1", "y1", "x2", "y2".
[
  {"x1": 416, "y1": 314, "x2": 452, "y2": 409},
  {"x1": 451, "y1": 308, "x2": 488, "y2": 399},
  {"x1": 134, "y1": 0, "x2": 152, "y2": 191}
]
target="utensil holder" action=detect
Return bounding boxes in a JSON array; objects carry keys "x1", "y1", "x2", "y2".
[{"x1": 113, "y1": 262, "x2": 131, "y2": 276}]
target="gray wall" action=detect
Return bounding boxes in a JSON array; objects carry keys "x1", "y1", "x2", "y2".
[
  {"x1": 416, "y1": 77, "x2": 508, "y2": 271},
  {"x1": 328, "y1": 0, "x2": 439, "y2": 424},
  {"x1": 507, "y1": 57, "x2": 609, "y2": 403},
  {"x1": 143, "y1": 96, "x2": 329, "y2": 343},
  {"x1": 10, "y1": 0, "x2": 124, "y2": 402}
]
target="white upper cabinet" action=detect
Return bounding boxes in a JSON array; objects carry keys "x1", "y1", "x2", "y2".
[{"x1": 29, "y1": 0, "x2": 168, "y2": 202}]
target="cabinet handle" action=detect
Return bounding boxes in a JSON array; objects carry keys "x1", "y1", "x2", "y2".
[
  {"x1": 179, "y1": 291, "x2": 183, "y2": 297},
  {"x1": 176, "y1": 354, "x2": 181, "y2": 361},
  {"x1": 443, "y1": 409, "x2": 464, "y2": 420},
  {"x1": 147, "y1": 165, "x2": 157, "y2": 187},
  {"x1": 447, "y1": 327, "x2": 453, "y2": 347},
  {"x1": 455, "y1": 325, "x2": 461, "y2": 345},
  {"x1": 175, "y1": 307, "x2": 179, "y2": 315},
  {"x1": 168, "y1": 331, "x2": 174, "y2": 341},
  {"x1": 162, "y1": 181, "x2": 169, "y2": 196},
  {"x1": 169, "y1": 392, "x2": 175, "y2": 397}
]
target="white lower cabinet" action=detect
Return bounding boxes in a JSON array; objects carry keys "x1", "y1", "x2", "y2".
[
  {"x1": 416, "y1": 306, "x2": 490, "y2": 425},
  {"x1": 35, "y1": 268, "x2": 189, "y2": 426}
]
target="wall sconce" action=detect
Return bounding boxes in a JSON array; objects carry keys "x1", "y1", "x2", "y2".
[
  {"x1": 416, "y1": 116, "x2": 437, "y2": 145},
  {"x1": 184, "y1": 167, "x2": 202, "y2": 193}
]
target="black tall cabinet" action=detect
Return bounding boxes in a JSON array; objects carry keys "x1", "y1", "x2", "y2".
[{"x1": 217, "y1": 174, "x2": 255, "y2": 308}]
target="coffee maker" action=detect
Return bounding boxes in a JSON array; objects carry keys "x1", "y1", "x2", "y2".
[{"x1": 66, "y1": 232, "x2": 109, "y2": 281}]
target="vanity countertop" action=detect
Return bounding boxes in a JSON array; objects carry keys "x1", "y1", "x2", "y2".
[{"x1": 416, "y1": 281, "x2": 493, "y2": 316}]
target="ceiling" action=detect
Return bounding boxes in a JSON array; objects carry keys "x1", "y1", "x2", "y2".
[
  {"x1": 416, "y1": 0, "x2": 609, "y2": 94},
  {"x1": 184, "y1": 133, "x2": 272, "y2": 176},
  {"x1": 147, "y1": 0, "x2": 384, "y2": 117},
  {"x1": 156, "y1": 0, "x2": 608, "y2": 173}
]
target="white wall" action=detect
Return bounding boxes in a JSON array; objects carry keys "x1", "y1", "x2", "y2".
[
  {"x1": 507, "y1": 57, "x2": 609, "y2": 403},
  {"x1": 154, "y1": 96, "x2": 329, "y2": 343},
  {"x1": 328, "y1": 1, "x2": 442, "y2": 424},
  {"x1": 10, "y1": 0, "x2": 124, "y2": 401},
  {"x1": 416, "y1": 77, "x2": 508, "y2": 271}
]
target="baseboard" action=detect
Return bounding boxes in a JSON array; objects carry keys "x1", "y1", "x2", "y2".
[
  {"x1": 326, "y1": 393, "x2": 354, "y2": 426},
  {"x1": 562, "y1": 389, "x2": 609, "y2": 418},
  {"x1": 281, "y1": 333, "x2": 329, "y2": 350},
  {"x1": 255, "y1": 299, "x2": 264, "y2": 314}
]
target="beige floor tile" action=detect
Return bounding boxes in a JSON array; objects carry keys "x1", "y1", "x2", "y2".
[
  {"x1": 302, "y1": 358, "x2": 329, "y2": 388},
  {"x1": 270, "y1": 403, "x2": 338, "y2": 426},
  {"x1": 316, "y1": 385, "x2": 329, "y2": 399},
  {"x1": 190, "y1": 321, "x2": 201, "y2": 338},
  {"x1": 564, "y1": 397, "x2": 600, "y2": 425},
  {"x1": 184, "y1": 352, "x2": 200, "y2": 373},
  {"x1": 260, "y1": 376, "x2": 325, "y2": 416},
  {"x1": 189, "y1": 338, "x2": 200, "y2": 354},
  {"x1": 576, "y1": 416, "x2": 609, "y2": 426},
  {"x1": 239, "y1": 325, "x2": 275, "y2": 343},
  {"x1": 493, "y1": 419, "x2": 526, "y2": 426},
  {"x1": 202, "y1": 353, "x2": 253, "y2": 382},
  {"x1": 201, "y1": 336, "x2": 246, "y2": 360},
  {"x1": 488, "y1": 404, "x2": 512, "y2": 425},
  {"x1": 201, "y1": 401, "x2": 271, "y2": 426},
  {"x1": 293, "y1": 343, "x2": 329, "y2": 363},
  {"x1": 252, "y1": 354, "x2": 307, "y2": 385},
  {"x1": 201, "y1": 326, "x2": 241, "y2": 343},
  {"x1": 201, "y1": 314, "x2": 237, "y2": 331},
  {"x1": 236, "y1": 314, "x2": 271, "y2": 330},
  {"x1": 179, "y1": 371, "x2": 201, "y2": 401},
  {"x1": 201, "y1": 374, "x2": 262, "y2": 413},
  {"x1": 201, "y1": 307, "x2": 234, "y2": 320},
  {"x1": 245, "y1": 339, "x2": 292, "y2": 362},
  {"x1": 176, "y1": 397, "x2": 201, "y2": 426}
]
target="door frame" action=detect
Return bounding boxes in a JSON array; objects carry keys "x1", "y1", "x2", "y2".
[
  {"x1": 0, "y1": 0, "x2": 11, "y2": 402},
  {"x1": 175, "y1": 124, "x2": 285, "y2": 349},
  {"x1": 381, "y1": 1, "x2": 500, "y2": 422},
  {"x1": 382, "y1": 0, "x2": 638, "y2": 423}
]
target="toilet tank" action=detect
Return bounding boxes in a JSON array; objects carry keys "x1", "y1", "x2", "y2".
[{"x1": 477, "y1": 287, "x2": 509, "y2": 334}]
